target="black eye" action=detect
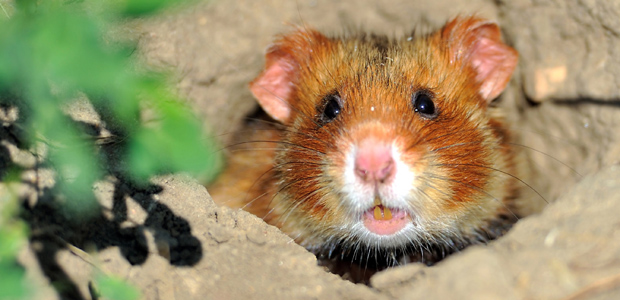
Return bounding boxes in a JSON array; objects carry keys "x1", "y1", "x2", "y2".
[
  {"x1": 320, "y1": 93, "x2": 341, "y2": 123},
  {"x1": 412, "y1": 91, "x2": 437, "y2": 118}
]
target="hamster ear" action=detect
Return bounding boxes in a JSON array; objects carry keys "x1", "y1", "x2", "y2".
[
  {"x1": 249, "y1": 50, "x2": 295, "y2": 123},
  {"x1": 441, "y1": 17, "x2": 518, "y2": 102},
  {"x1": 250, "y1": 29, "x2": 328, "y2": 123}
]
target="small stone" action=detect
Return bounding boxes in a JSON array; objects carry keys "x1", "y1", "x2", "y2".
[
  {"x1": 208, "y1": 226, "x2": 233, "y2": 243},
  {"x1": 246, "y1": 228, "x2": 267, "y2": 245}
]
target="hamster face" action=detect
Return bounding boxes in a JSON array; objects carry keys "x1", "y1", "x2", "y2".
[
  {"x1": 273, "y1": 39, "x2": 507, "y2": 250},
  {"x1": 247, "y1": 17, "x2": 518, "y2": 263}
]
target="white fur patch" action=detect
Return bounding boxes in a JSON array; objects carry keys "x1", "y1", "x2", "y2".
[{"x1": 339, "y1": 141, "x2": 427, "y2": 246}]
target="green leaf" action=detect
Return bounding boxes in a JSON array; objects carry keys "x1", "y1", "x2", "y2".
[
  {"x1": 127, "y1": 110, "x2": 220, "y2": 181},
  {"x1": 120, "y1": 0, "x2": 191, "y2": 16},
  {"x1": 0, "y1": 0, "x2": 223, "y2": 298},
  {"x1": 1, "y1": 0, "x2": 219, "y2": 219},
  {"x1": 94, "y1": 275, "x2": 140, "y2": 300},
  {"x1": 0, "y1": 261, "x2": 29, "y2": 299},
  {"x1": 0, "y1": 222, "x2": 27, "y2": 260}
]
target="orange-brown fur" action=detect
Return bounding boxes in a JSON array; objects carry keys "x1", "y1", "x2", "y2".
[{"x1": 209, "y1": 17, "x2": 519, "y2": 281}]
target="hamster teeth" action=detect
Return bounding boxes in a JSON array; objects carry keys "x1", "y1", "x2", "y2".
[
  {"x1": 372, "y1": 204, "x2": 394, "y2": 221},
  {"x1": 374, "y1": 206, "x2": 382, "y2": 220},
  {"x1": 383, "y1": 207, "x2": 392, "y2": 220}
]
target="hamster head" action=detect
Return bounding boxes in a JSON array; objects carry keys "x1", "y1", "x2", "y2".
[{"x1": 249, "y1": 17, "x2": 519, "y2": 256}]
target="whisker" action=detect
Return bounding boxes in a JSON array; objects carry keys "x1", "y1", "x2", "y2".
[
  {"x1": 223, "y1": 139, "x2": 327, "y2": 156},
  {"x1": 434, "y1": 162, "x2": 549, "y2": 204},
  {"x1": 241, "y1": 116, "x2": 285, "y2": 128},
  {"x1": 421, "y1": 123, "x2": 473, "y2": 143},
  {"x1": 273, "y1": 160, "x2": 328, "y2": 167},
  {"x1": 224, "y1": 147, "x2": 328, "y2": 161},
  {"x1": 277, "y1": 184, "x2": 325, "y2": 226},
  {"x1": 505, "y1": 126, "x2": 585, "y2": 146},
  {"x1": 241, "y1": 191, "x2": 269, "y2": 211},
  {"x1": 261, "y1": 173, "x2": 322, "y2": 220},
  {"x1": 240, "y1": 160, "x2": 327, "y2": 221},
  {"x1": 415, "y1": 174, "x2": 511, "y2": 240},
  {"x1": 430, "y1": 141, "x2": 485, "y2": 153},
  {"x1": 238, "y1": 165, "x2": 281, "y2": 211},
  {"x1": 507, "y1": 142, "x2": 582, "y2": 178},
  {"x1": 235, "y1": 119, "x2": 341, "y2": 151},
  {"x1": 424, "y1": 172, "x2": 520, "y2": 222},
  {"x1": 427, "y1": 137, "x2": 582, "y2": 179}
]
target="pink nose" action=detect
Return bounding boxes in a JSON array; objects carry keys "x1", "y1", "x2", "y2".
[{"x1": 354, "y1": 141, "x2": 395, "y2": 183}]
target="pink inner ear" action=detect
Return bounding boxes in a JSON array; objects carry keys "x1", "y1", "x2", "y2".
[
  {"x1": 249, "y1": 56, "x2": 296, "y2": 123},
  {"x1": 470, "y1": 31, "x2": 518, "y2": 101},
  {"x1": 446, "y1": 19, "x2": 518, "y2": 103}
]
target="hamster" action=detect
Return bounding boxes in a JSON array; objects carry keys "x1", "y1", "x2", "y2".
[{"x1": 208, "y1": 16, "x2": 520, "y2": 281}]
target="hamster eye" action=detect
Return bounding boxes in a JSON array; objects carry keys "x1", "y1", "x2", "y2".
[
  {"x1": 412, "y1": 91, "x2": 437, "y2": 118},
  {"x1": 320, "y1": 93, "x2": 342, "y2": 123}
]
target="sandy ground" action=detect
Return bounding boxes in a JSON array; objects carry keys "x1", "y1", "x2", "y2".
[{"x1": 4, "y1": 0, "x2": 620, "y2": 299}]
